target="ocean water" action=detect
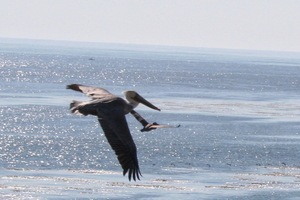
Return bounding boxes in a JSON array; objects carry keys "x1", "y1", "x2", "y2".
[{"x1": 1, "y1": 38, "x2": 300, "y2": 199}]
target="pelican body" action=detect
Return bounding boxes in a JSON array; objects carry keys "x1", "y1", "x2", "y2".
[{"x1": 67, "y1": 84, "x2": 160, "y2": 181}]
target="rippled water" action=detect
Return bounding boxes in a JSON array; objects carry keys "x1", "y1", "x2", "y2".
[{"x1": 1, "y1": 39, "x2": 300, "y2": 199}]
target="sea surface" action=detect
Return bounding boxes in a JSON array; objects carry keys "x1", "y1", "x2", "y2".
[{"x1": 1, "y1": 38, "x2": 300, "y2": 199}]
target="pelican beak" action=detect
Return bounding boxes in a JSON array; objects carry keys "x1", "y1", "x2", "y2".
[{"x1": 133, "y1": 93, "x2": 161, "y2": 111}]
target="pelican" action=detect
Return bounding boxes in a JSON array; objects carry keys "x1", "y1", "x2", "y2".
[{"x1": 67, "y1": 84, "x2": 160, "y2": 181}]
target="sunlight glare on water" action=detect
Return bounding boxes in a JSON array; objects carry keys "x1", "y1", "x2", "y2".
[{"x1": 1, "y1": 39, "x2": 300, "y2": 199}]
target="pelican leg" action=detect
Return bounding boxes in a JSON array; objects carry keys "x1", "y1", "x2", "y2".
[{"x1": 130, "y1": 110, "x2": 158, "y2": 132}]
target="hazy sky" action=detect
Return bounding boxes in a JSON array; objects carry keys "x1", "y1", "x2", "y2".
[{"x1": 1, "y1": 0, "x2": 300, "y2": 52}]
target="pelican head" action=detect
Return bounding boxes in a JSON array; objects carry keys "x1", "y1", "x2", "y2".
[{"x1": 123, "y1": 91, "x2": 161, "y2": 111}]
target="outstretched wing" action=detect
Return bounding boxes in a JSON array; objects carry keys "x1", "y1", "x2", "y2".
[
  {"x1": 67, "y1": 84, "x2": 113, "y2": 99},
  {"x1": 130, "y1": 110, "x2": 180, "y2": 132},
  {"x1": 97, "y1": 107, "x2": 141, "y2": 181},
  {"x1": 130, "y1": 110, "x2": 149, "y2": 127},
  {"x1": 140, "y1": 124, "x2": 180, "y2": 132}
]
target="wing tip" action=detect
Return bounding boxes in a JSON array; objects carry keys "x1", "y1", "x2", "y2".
[
  {"x1": 66, "y1": 84, "x2": 83, "y2": 91},
  {"x1": 66, "y1": 84, "x2": 75, "y2": 89},
  {"x1": 124, "y1": 168, "x2": 142, "y2": 181}
]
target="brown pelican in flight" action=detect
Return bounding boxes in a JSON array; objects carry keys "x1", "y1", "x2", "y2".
[{"x1": 67, "y1": 84, "x2": 161, "y2": 181}]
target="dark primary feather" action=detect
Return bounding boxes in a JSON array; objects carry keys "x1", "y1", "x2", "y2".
[{"x1": 97, "y1": 100, "x2": 141, "y2": 181}]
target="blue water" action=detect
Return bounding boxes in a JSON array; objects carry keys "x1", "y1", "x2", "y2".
[{"x1": 1, "y1": 38, "x2": 300, "y2": 199}]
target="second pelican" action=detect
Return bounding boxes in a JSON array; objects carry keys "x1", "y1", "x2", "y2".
[{"x1": 67, "y1": 84, "x2": 160, "y2": 181}]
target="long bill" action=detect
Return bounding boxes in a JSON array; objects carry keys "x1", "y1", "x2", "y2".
[{"x1": 133, "y1": 93, "x2": 161, "y2": 111}]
